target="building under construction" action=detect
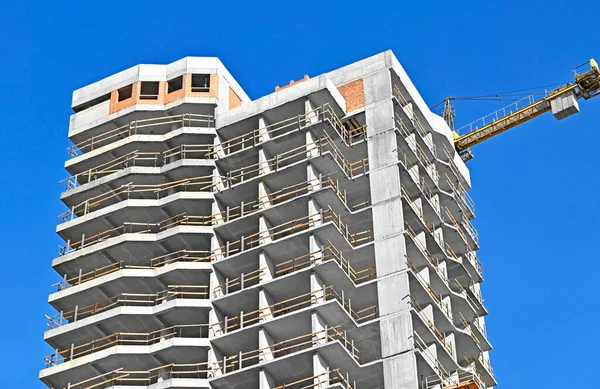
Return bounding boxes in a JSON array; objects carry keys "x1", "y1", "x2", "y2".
[{"x1": 43, "y1": 50, "x2": 599, "y2": 389}]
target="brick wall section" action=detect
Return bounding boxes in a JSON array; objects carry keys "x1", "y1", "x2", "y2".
[
  {"x1": 338, "y1": 78, "x2": 365, "y2": 113},
  {"x1": 109, "y1": 82, "x2": 138, "y2": 114},
  {"x1": 229, "y1": 87, "x2": 242, "y2": 110},
  {"x1": 276, "y1": 75, "x2": 310, "y2": 92},
  {"x1": 109, "y1": 74, "x2": 220, "y2": 114}
]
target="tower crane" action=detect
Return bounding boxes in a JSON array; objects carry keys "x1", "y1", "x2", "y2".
[{"x1": 444, "y1": 59, "x2": 600, "y2": 161}]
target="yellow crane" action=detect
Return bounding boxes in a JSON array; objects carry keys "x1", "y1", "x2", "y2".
[{"x1": 445, "y1": 59, "x2": 600, "y2": 161}]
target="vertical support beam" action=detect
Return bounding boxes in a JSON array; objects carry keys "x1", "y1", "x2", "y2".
[
  {"x1": 258, "y1": 180, "x2": 272, "y2": 210},
  {"x1": 212, "y1": 199, "x2": 224, "y2": 226},
  {"x1": 259, "y1": 250, "x2": 275, "y2": 283},
  {"x1": 259, "y1": 368, "x2": 275, "y2": 389},
  {"x1": 258, "y1": 147, "x2": 272, "y2": 175},
  {"x1": 211, "y1": 235, "x2": 224, "y2": 262},
  {"x1": 312, "y1": 352, "x2": 330, "y2": 388},
  {"x1": 310, "y1": 271, "x2": 325, "y2": 305},
  {"x1": 306, "y1": 129, "x2": 320, "y2": 159},
  {"x1": 258, "y1": 327, "x2": 276, "y2": 362},
  {"x1": 307, "y1": 198, "x2": 322, "y2": 228},
  {"x1": 305, "y1": 98, "x2": 319, "y2": 125},
  {"x1": 258, "y1": 116, "x2": 270, "y2": 143},
  {"x1": 258, "y1": 288, "x2": 274, "y2": 323},
  {"x1": 309, "y1": 233, "x2": 324, "y2": 266},
  {"x1": 258, "y1": 216, "x2": 273, "y2": 246},
  {"x1": 307, "y1": 163, "x2": 322, "y2": 191},
  {"x1": 311, "y1": 311, "x2": 328, "y2": 345}
]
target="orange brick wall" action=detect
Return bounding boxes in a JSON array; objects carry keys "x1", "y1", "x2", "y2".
[
  {"x1": 276, "y1": 75, "x2": 310, "y2": 92},
  {"x1": 229, "y1": 87, "x2": 242, "y2": 110},
  {"x1": 338, "y1": 79, "x2": 365, "y2": 113},
  {"x1": 109, "y1": 82, "x2": 139, "y2": 114},
  {"x1": 108, "y1": 73, "x2": 220, "y2": 114}
]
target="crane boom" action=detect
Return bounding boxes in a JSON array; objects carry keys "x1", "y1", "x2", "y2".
[{"x1": 453, "y1": 59, "x2": 600, "y2": 155}]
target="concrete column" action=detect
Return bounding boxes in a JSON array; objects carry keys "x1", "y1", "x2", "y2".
[
  {"x1": 213, "y1": 135, "x2": 225, "y2": 158},
  {"x1": 259, "y1": 288, "x2": 274, "y2": 323},
  {"x1": 309, "y1": 233, "x2": 324, "y2": 266},
  {"x1": 258, "y1": 327, "x2": 276, "y2": 362},
  {"x1": 209, "y1": 308, "x2": 223, "y2": 337},
  {"x1": 413, "y1": 197, "x2": 424, "y2": 224},
  {"x1": 311, "y1": 311, "x2": 328, "y2": 345},
  {"x1": 416, "y1": 230, "x2": 427, "y2": 256},
  {"x1": 308, "y1": 197, "x2": 322, "y2": 228},
  {"x1": 312, "y1": 352, "x2": 330, "y2": 388},
  {"x1": 305, "y1": 98, "x2": 319, "y2": 125},
  {"x1": 259, "y1": 250, "x2": 275, "y2": 283},
  {"x1": 208, "y1": 346, "x2": 223, "y2": 377},
  {"x1": 212, "y1": 199, "x2": 224, "y2": 226},
  {"x1": 310, "y1": 271, "x2": 326, "y2": 305},
  {"x1": 430, "y1": 193, "x2": 441, "y2": 216},
  {"x1": 433, "y1": 226, "x2": 444, "y2": 250},
  {"x1": 259, "y1": 216, "x2": 273, "y2": 246},
  {"x1": 210, "y1": 269, "x2": 224, "y2": 299},
  {"x1": 258, "y1": 116, "x2": 270, "y2": 143},
  {"x1": 212, "y1": 169, "x2": 226, "y2": 192},
  {"x1": 259, "y1": 368, "x2": 275, "y2": 389},
  {"x1": 437, "y1": 259, "x2": 448, "y2": 282},
  {"x1": 417, "y1": 265, "x2": 430, "y2": 285},
  {"x1": 258, "y1": 180, "x2": 272, "y2": 210},
  {"x1": 408, "y1": 164, "x2": 420, "y2": 186},
  {"x1": 306, "y1": 129, "x2": 320, "y2": 158},
  {"x1": 211, "y1": 235, "x2": 224, "y2": 262},
  {"x1": 406, "y1": 132, "x2": 418, "y2": 155},
  {"x1": 258, "y1": 147, "x2": 272, "y2": 175},
  {"x1": 425, "y1": 340, "x2": 437, "y2": 365},
  {"x1": 445, "y1": 332, "x2": 456, "y2": 359},
  {"x1": 420, "y1": 303, "x2": 435, "y2": 325},
  {"x1": 307, "y1": 163, "x2": 322, "y2": 191}
]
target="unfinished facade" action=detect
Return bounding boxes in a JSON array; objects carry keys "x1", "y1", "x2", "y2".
[{"x1": 41, "y1": 51, "x2": 495, "y2": 389}]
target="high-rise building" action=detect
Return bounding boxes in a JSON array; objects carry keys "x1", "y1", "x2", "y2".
[{"x1": 41, "y1": 51, "x2": 494, "y2": 389}]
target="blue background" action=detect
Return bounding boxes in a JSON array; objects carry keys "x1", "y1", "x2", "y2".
[{"x1": 1, "y1": 1, "x2": 598, "y2": 387}]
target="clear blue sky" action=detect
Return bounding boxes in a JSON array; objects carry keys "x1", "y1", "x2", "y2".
[{"x1": 1, "y1": 1, "x2": 598, "y2": 387}]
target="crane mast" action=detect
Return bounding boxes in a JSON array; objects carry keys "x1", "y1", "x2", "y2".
[{"x1": 451, "y1": 59, "x2": 600, "y2": 160}]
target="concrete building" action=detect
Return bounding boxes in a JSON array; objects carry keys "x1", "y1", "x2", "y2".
[{"x1": 41, "y1": 51, "x2": 495, "y2": 389}]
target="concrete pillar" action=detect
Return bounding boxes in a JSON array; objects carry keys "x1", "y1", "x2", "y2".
[
  {"x1": 212, "y1": 169, "x2": 226, "y2": 192},
  {"x1": 306, "y1": 129, "x2": 320, "y2": 158},
  {"x1": 213, "y1": 135, "x2": 225, "y2": 158},
  {"x1": 406, "y1": 133, "x2": 418, "y2": 155},
  {"x1": 305, "y1": 98, "x2": 319, "y2": 125},
  {"x1": 308, "y1": 198, "x2": 322, "y2": 228},
  {"x1": 210, "y1": 269, "x2": 224, "y2": 299},
  {"x1": 259, "y1": 216, "x2": 273, "y2": 246},
  {"x1": 416, "y1": 230, "x2": 427, "y2": 257},
  {"x1": 258, "y1": 147, "x2": 272, "y2": 175},
  {"x1": 312, "y1": 352, "x2": 330, "y2": 388},
  {"x1": 309, "y1": 233, "x2": 324, "y2": 266},
  {"x1": 445, "y1": 332, "x2": 456, "y2": 359},
  {"x1": 258, "y1": 327, "x2": 276, "y2": 362},
  {"x1": 209, "y1": 308, "x2": 223, "y2": 338},
  {"x1": 258, "y1": 116, "x2": 270, "y2": 143},
  {"x1": 208, "y1": 346, "x2": 223, "y2": 377},
  {"x1": 420, "y1": 303, "x2": 435, "y2": 326},
  {"x1": 307, "y1": 163, "x2": 321, "y2": 191},
  {"x1": 259, "y1": 288, "x2": 274, "y2": 323},
  {"x1": 311, "y1": 311, "x2": 328, "y2": 346},
  {"x1": 259, "y1": 368, "x2": 275, "y2": 389},
  {"x1": 211, "y1": 235, "x2": 224, "y2": 262},
  {"x1": 258, "y1": 180, "x2": 272, "y2": 210},
  {"x1": 408, "y1": 164, "x2": 420, "y2": 186},
  {"x1": 310, "y1": 271, "x2": 326, "y2": 305},
  {"x1": 430, "y1": 193, "x2": 441, "y2": 216},
  {"x1": 259, "y1": 250, "x2": 275, "y2": 283},
  {"x1": 437, "y1": 259, "x2": 448, "y2": 282},
  {"x1": 212, "y1": 200, "x2": 224, "y2": 226},
  {"x1": 433, "y1": 226, "x2": 444, "y2": 250},
  {"x1": 417, "y1": 265, "x2": 430, "y2": 285}
]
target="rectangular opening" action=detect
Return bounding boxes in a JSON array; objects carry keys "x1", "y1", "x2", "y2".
[
  {"x1": 140, "y1": 81, "x2": 160, "y2": 100},
  {"x1": 191, "y1": 74, "x2": 211, "y2": 92},
  {"x1": 167, "y1": 76, "x2": 183, "y2": 94},
  {"x1": 117, "y1": 84, "x2": 133, "y2": 102}
]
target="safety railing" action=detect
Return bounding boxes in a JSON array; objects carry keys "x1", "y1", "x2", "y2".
[
  {"x1": 443, "y1": 173, "x2": 475, "y2": 218},
  {"x1": 465, "y1": 353, "x2": 494, "y2": 378},
  {"x1": 442, "y1": 143, "x2": 468, "y2": 187},
  {"x1": 44, "y1": 323, "x2": 209, "y2": 367},
  {"x1": 211, "y1": 286, "x2": 378, "y2": 336},
  {"x1": 59, "y1": 212, "x2": 212, "y2": 256},
  {"x1": 410, "y1": 296, "x2": 453, "y2": 354},
  {"x1": 61, "y1": 143, "x2": 213, "y2": 191},
  {"x1": 68, "y1": 113, "x2": 215, "y2": 157},
  {"x1": 212, "y1": 268, "x2": 265, "y2": 298},
  {"x1": 53, "y1": 249, "x2": 212, "y2": 291},
  {"x1": 413, "y1": 331, "x2": 450, "y2": 382},
  {"x1": 464, "y1": 251, "x2": 484, "y2": 280},
  {"x1": 225, "y1": 133, "x2": 369, "y2": 186},
  {"x1": 59, "y1": 176, "x2": 215, "y2": 221},
  {"x1": 443, "y1": 207, "x2": 475, "y2": 250},
  {"x1": 404, "y1": 225, "x2": 451, "y2": 289},
  {"x1": 407, "y1": 258, "x2": 452, "y2": 321},
  {"x1": 424, "y1": 369, "x2": 486, "y2": 389},
  {"x1": 451, "y1": 280, "x2": 481, "y2": 316},
  {"x1": 212, "y1": 103, "x2": 366, "y2": 158},
  {"x1": 274, "y1": 368, "x2": 356, "y2": 389},
  {"x1": 392, "y1": 84, "x2": 436, "y2": 153},
  {"x1": 275, "y1": 245, "x2": 376, "y2": 284},
  {"x1": 221, "y1": 326, "x2": 360, "y2": 374},
  {"x1": 212, "y1": 208, "x2": 372, "y2": 261},
  {"x1": 46, "y1": 285, "x2": 208, "y2": 329}
]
